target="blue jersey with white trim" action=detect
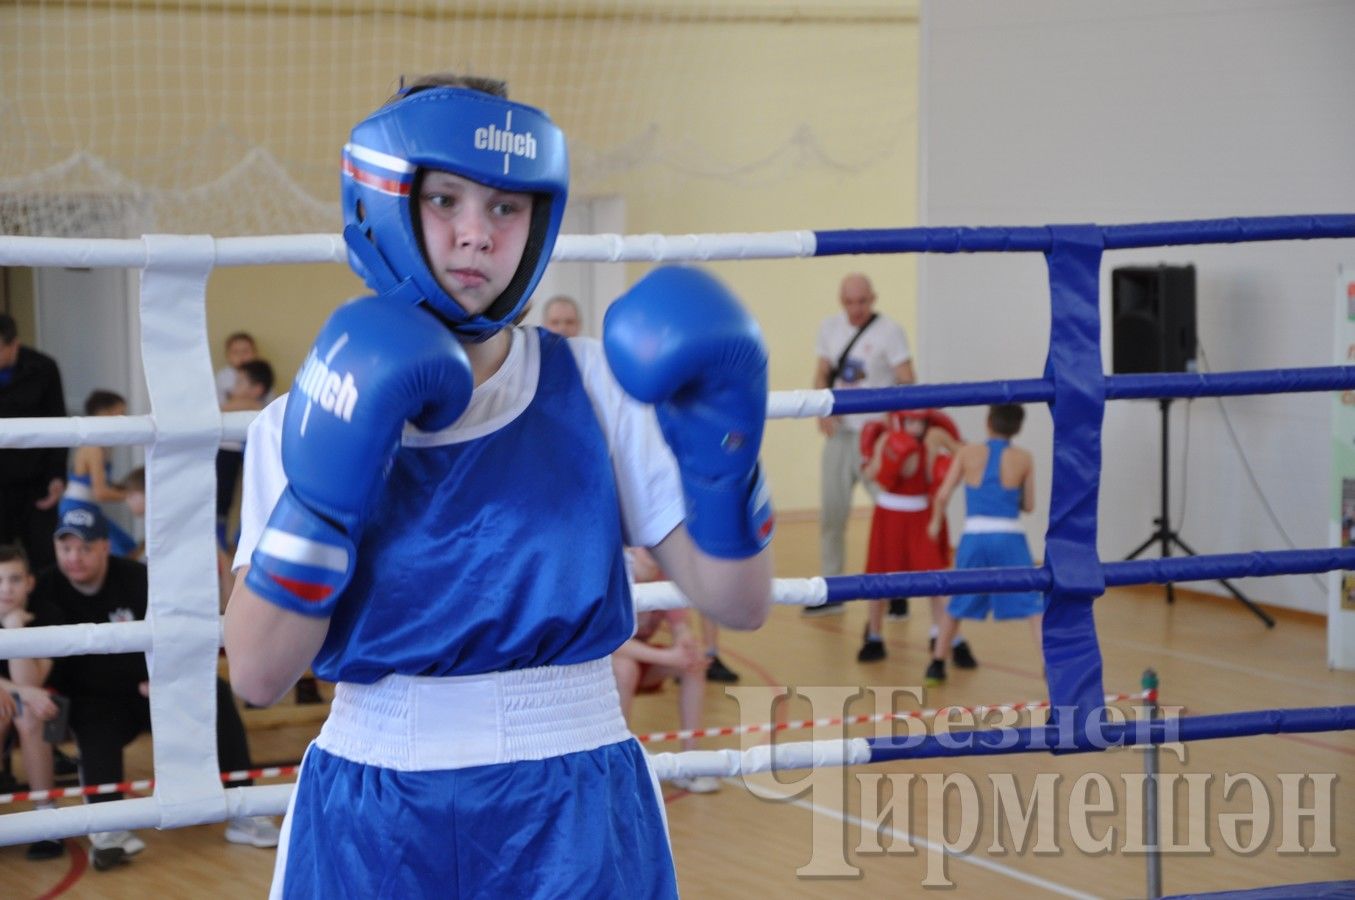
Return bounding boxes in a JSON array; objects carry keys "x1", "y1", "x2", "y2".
[{"x1": 311, "y1": 330, "x2": 633, "y2": 682}]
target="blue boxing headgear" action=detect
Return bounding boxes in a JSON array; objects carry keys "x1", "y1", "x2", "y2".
[{"x1": 341, "y1": 86, "x2": 569, "y2": 340}]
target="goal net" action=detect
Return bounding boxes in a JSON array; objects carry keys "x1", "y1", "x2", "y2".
[{"x1": 0, "y1": 1, "x2": 918, "y2": 239}]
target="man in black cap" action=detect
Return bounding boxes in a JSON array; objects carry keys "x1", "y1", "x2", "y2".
[
  {"x1": 32, "y1": 507, "x2": 279, "y2": 871},
  {"x1": 0, "y1": 313, "x2": 68, "y2": 571}
]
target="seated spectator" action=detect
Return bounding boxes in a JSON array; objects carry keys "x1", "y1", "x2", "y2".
[
  {"x1": 612, "y1": 548, "x2": 719, "y2": 794},
  {"x1": 30, "y1": 506, "x2": 280, "y2": 871},
  {"x1": 699, "y1": 617, "x2": 740, "y2": 684},
  {"x1": 61, "y1": 390, "x2": 137, "y2": 558},
  {"x1": 0, "y1": 543, "x2": 64, "y2": 860}
]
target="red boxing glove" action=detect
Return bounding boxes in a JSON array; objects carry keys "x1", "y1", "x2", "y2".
[
  {"x1": 859, "y1": 420, "x2": 888, "y2": 467},
  {"x1": 875, "y1": 429, "x2": 922, "y2": 491},
  {"x1": 925, "y1": 409, "x2": 962, "y2": 443}
]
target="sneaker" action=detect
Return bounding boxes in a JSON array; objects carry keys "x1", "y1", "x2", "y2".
[
  {"x1": 802, "y1": 601, "x2": 845, "y2": 617},
  {"x1": 88, "y1": 830, "x2": 146, "y2": 871},
  {"x1": 53, "y1": 747, "x2": 80, "y2": 776},
  {"x1": 26, "y1": 839, "x2": 64, "y2": 861},
  {"x1": 857, "y1": 637, "x2": 886, "y2": 663},
  {"x1": 705, "y1": 655, "x2": 740, "y2": 684},
  {"x1": 294, "y1": 676, "x2": 323, "y2": 704},
  {"x1": 225, "y1": 816, "x2": 281, "y2": 848},
  {"x1": 951, "y1": 640, "x2": 978, "y2": 669},
  {"x1": 671, "y1": 775, "x2": 722, "y2": 794},
  {"x1": 924, "y1": 659, "x2": 947, "y2": 687},
  {"x1": 887, "y1": 598, "x2": 910, "y2": 620}
]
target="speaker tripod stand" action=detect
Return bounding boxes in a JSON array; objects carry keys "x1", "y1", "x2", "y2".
[{"x1": 1123, "y1": 398, "x2": 1276, "y2": 628}]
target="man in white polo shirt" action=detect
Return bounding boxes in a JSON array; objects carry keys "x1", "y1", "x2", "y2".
[{"x1": 810, "y1": 273, "x2": 915, "y2": 615}]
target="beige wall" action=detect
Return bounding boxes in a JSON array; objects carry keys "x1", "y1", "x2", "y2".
[
  {"x1": 10, "y1": 3, "x2": 919, "y2": 514},
  {"x1": 206, "y1": 264, "x2": 365, "y2": 394},
  {"x1": 2, "y1": 269, "x2": 37, "y2": 343}
]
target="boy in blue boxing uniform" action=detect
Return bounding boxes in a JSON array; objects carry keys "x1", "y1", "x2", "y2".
[
  {"x1": 925, "y1": 404, "x2": 1041, "y2": 686},
  {"x1": 223, "y1": 73, "x2": 774, "y2": 898}
]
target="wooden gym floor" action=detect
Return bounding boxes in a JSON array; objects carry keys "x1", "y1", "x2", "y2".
[{"x1": 2, "y1": 513, "x2": 1352, "y2": 899}]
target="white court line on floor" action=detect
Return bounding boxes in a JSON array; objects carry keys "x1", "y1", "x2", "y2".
[
  {"x1": 1103, "y1": 637, "x2": 1355, "y2": 692},
  {"x1": 780, "y1": 790, "x2": 1100, "y2": 899}
]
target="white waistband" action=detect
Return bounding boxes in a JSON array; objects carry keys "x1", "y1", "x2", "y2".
[
  {"x1": 875, "y1": 491, "x2": 928, "y2": 512},
  {"x1": 315, "y1": 657, "x2": 630, "y2": 771},
  {"x1": 63, "y1": 481, "x2": 94, "y2": 502},
  {"x1": 964, "y1": 515, "x2": 1025, "y2": 534}
]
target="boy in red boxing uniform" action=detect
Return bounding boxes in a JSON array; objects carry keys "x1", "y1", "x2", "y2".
[{"x1": 855, "y1": 409, "x2": 975, "y2": 667}]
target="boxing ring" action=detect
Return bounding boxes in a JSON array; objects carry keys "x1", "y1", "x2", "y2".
[{"x1": 1, "y1": 214, "x2": 1354, "y2": 895}]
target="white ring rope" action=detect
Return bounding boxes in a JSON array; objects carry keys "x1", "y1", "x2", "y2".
[
  {"x1": 0, "y1": 578, "x2": 819, "y2": 659},
  {"x1": 0, "y1": 231, "x2": 819, "y2": 269},
  {"x1": 0, "y1": 412, "x2": 253, "y2": 449},
  {"x1": 0, "y1": 620, "x2": 154, "y2": 657},
  {"x1": 633, "y1": 577, "x2": 830, "y2": 613},
  {"x1": 0, "y1": 401, "x2": 823, "y2": 450}
]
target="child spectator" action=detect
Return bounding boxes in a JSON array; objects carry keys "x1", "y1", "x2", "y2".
[
  {"x1": 215, "y1": 332, "x2": 260, "y2": 403},
  {"x1": 213, "y1": 331, "x2": 266, "y2": 545},
  {"x1": 120, "y1": 466, "x2": 145, "y2": 546},
  {"x1": 612, "y1": 547, "x2": 719, "y2": 793},
  {"x1": 925, "y1": 404, "x2": 1042, "y2": 686},
  {"x1": 223, "y1": 360, "x2": 275, "y2": 414},
  {"x1": 60, "y1": 390, "x2": 137, "y2": 558},
  {"x1": 0, "y1": 543, "x2": 65, "y2": 860},
  {"x1": 216, "y1": 357, "x2": 275, "y2": 550}
]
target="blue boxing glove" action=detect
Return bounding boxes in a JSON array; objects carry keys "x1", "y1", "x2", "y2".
[
  {"x1": 246, "y1": 297, "x2": 473, "y2": 615},
  {"x1": 604, "y1": 266, "x2": 774, "y2": 559}
]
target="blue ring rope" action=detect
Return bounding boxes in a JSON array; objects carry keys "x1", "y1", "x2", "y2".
[
  {"x1": 809, "y1": 213, "x2": 1355, "y2": 744},
  {"x1": 827, "y1": 366, "x2": 1355, "y2": 415},
  {"x1": 811, "y1": 214, "x2": 1355, "y2": 257},
  {"x1": 865, "y1": 706, "x2": 1355, "y2": 762},
  {"x1": 825, "y1": 547, "x2": 1355, "y2": 601}
]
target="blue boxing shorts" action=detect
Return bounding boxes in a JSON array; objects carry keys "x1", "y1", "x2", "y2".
[
  {"x1": 270, "y1": 659, "x2": 676, "y2": 899},
  {"x1": 947, "y1": 528, "x2": 1046, "y2": 621}
]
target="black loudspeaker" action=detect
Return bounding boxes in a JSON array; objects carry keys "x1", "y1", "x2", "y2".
[{"x1": 1111, "y1": 264, "x2": 1198, "y2": 374}]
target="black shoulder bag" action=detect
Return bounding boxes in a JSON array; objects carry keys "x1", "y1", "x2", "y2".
[{"x1": 826, "y1": 313, "x2": 878, "y2": 386}]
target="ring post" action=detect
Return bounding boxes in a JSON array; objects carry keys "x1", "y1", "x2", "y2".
[{"x1": 1142, "y1": 669, "x2": 1162, "y2": 899}]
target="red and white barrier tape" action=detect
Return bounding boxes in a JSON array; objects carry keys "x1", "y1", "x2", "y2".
[
  {"x1": 0, "y1": 690, "x2": 1157, "y2": 805},
  {"x1": 0, "y1": 766, "x2": 296, "y2": 805},
  {"x1": 636, "y1": 689, "x2": 1153, "y2": 744}
]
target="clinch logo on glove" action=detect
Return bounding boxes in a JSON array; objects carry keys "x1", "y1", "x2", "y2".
[
  {"x1": 296, "y1": 337, "x2": 359, "y2": 431},
  {"x1": 473, "y1": 110, "x2": 536, "y2": 174}
]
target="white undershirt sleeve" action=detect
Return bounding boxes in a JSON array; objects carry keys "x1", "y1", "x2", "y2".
[
  {"x1": 232, "y1": 396, "x2": 288, "y2": 571},
  {"x1": 568, "y1": 338, "x2": 685, "y2": 549}
]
